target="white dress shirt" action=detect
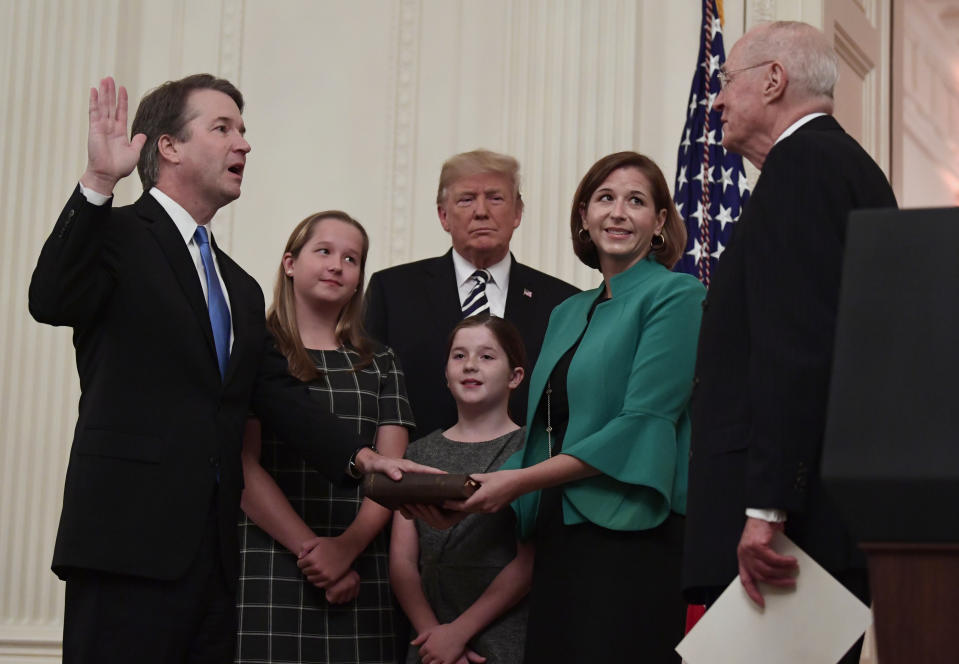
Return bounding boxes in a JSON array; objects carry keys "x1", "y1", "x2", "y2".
[
  {"x1": 78, "y1": 183, "x2": 234, "y2": 348},
  {"x1": 451, "y1": 249, "x2": 511, "y2": 318},
  {"x1": 774, "y1": 112, "x2": 827, "y2": 146}
]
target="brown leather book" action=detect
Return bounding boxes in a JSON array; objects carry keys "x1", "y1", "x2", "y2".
[{"x1": 362, "y1": 472, "x2": 479, "y2": 510}]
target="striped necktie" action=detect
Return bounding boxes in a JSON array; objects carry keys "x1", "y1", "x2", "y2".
[
  {"x1": 462, "y1": 269, "x2": 491, "y2": 317},
  {"x1": 194, "y1": 226, "x2": 231, "y2": 377}
]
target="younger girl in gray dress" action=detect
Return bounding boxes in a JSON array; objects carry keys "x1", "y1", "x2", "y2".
[{"x1": 390, "y1": 314, "x2": 534, "y2": 664}]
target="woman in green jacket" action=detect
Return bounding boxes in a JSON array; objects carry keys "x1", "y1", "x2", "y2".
[{"x1": 453, "y1": 151, "x2": 705, "y2": 662}]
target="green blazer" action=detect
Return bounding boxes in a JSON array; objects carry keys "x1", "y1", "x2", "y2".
[{"x1": 505, "y1": 256, "x2": 704, "y2": 538}]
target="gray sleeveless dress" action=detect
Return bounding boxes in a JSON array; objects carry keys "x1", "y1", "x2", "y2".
[{"x1": 404, "y1": 428, "x2": 527, "y2": 664}]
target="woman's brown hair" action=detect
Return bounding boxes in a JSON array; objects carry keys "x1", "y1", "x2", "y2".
[
  {"x1": 569, "y1": 151, "x2": 686, "y2": 270},
  {"x1": 267, "y1": 211, "x2": 372, "y2": 382}
]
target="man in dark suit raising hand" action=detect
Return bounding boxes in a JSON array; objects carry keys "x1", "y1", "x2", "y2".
[
  {"x1": 29, "y1": 75, "x2": 432, "y2": 664},
  {"x1": 682, "y1": 22, "x2": 897, "y2": 664}
]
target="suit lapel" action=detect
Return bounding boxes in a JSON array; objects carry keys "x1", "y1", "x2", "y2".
[
  {"x1": 425, "y1": 251, "x2": 466, "y2": 332},
  {"x1": 138, "y1": 195, "x2": 219, "y2": 367},
  {"x1": 504, "y1": 256, "x2": 537, "y2": 332}
]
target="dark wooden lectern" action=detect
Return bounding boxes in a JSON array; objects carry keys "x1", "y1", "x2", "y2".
[{"x1": 822, "y1": 207, "x2": 959, "y2": 664}]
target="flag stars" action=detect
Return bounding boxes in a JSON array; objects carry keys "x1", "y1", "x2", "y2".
[
  {"x1": 710, "y1": 16, "x2": 723, "y2": 38},
  {"x1": 696, "y1": 129, "x2": 718, "y2": 146},
  {"x1": 711, "y1": 240, "x2": 726, "y2": 261},
  {"x1": 715, "y1": 204, "x2": 734, "y2": 230},
  {"x1": 702, "y1": 54, "x2": 720, "y2": 76},
  {"x1": 686, "y1": 237, "x2": 707, "y2": 261},
  {"x1": 690, "y1": 201, "x2": 707, "y2": 225},
  {"x1": 673, "y1": 13, "x2": 747, "y2": 278},
  {"x1": 714, "y1": 165, "x2": 734, "y2": 191}
]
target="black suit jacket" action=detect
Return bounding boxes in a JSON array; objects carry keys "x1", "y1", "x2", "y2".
[
  {"x1": 682, "y1": 116, "x2": 898, "y2": 601},
  {"x1": 364, "y1": 250, "x2": 578, "y2": 435},
  {"x1": 29, "y1": 187, "x2": 362, "y2": 587}
]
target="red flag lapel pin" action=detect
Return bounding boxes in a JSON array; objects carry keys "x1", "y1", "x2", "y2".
[{"x1": 523, "y1": 288, "x2": 533, "y2": 298}]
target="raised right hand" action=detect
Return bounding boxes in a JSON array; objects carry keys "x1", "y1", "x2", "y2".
[{"x1": 80, "y1": 76, "x2": 147, "y2": 195}]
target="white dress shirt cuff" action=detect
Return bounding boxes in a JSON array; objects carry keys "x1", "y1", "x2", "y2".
[
  {"x1": 78, "y1": 182, "x2": 111, "y2": 206},
  {"x1": 745, "y1": 507, "x2": 787, "y2": 523}
]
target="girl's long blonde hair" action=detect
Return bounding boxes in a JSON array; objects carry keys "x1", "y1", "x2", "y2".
[{"x1": 267, "y1": 210, "x2": 372, "y2": 381}]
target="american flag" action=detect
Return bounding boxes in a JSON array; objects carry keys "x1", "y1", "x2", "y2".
[{"x1": 673, "y1": 0, "x2": 750, "y2": 287}]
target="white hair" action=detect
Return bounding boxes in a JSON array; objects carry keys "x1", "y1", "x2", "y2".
[{"x1": 747, "y1": 21, "x2": 839, "y2": 99}]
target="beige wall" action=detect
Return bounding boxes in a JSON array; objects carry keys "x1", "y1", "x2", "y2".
[
  {"x1": 3, "y1": 0, "x2": 953, "y2": 660},
  {"x1": 893, "y1": 0, "x2": 959, "y2": 207}
]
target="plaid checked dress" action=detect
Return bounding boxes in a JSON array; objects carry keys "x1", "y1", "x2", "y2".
[{"x1": 237, "y1": 344, "x2": 415, "y2": 664}]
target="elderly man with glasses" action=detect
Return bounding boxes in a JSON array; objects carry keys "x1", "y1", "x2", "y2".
[{"x1": 682, "y1": 21, "x2": 897, "y2": 664}]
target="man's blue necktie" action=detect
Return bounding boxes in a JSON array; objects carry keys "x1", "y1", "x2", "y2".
[{"x1": 194, "y1": 226, "x2": 231, "y2": 378}]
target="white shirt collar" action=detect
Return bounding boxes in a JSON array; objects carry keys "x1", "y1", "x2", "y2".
[
  {"x1": 451, "y1": 249, "x2": 512, "y2": 289},
  {"x1": 150, "y1": 187, "x2": 203, "y2": 245},
  {"x1": 774, "y1": 112, "x2": 828, "y2": 146}
]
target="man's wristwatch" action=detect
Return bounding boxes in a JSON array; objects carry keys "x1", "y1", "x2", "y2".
[{"x1": 347, "y1": 446, "x2": 373, "y2": 479}]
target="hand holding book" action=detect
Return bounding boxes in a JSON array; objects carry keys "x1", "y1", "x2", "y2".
[{"x1": 363, "y1": 472, "x2": 478, "y2": 511}]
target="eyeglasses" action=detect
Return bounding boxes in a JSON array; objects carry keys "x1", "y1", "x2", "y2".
[{"x1": 717, "y1": 60, "x2": 774, "y2": 87}]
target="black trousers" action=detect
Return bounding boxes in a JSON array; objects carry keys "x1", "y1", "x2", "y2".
[{"x1": 63, "y1": 506, "x2": 235, "y2": 664}]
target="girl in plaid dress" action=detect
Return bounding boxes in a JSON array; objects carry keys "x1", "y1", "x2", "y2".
[{"x1": 237, "y1": 211, "x2": 415, "y2": 664}]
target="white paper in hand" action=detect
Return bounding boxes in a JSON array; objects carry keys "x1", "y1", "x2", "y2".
[{"x1": 676, "y1": 532, "x2": 872, "y2": 664}]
